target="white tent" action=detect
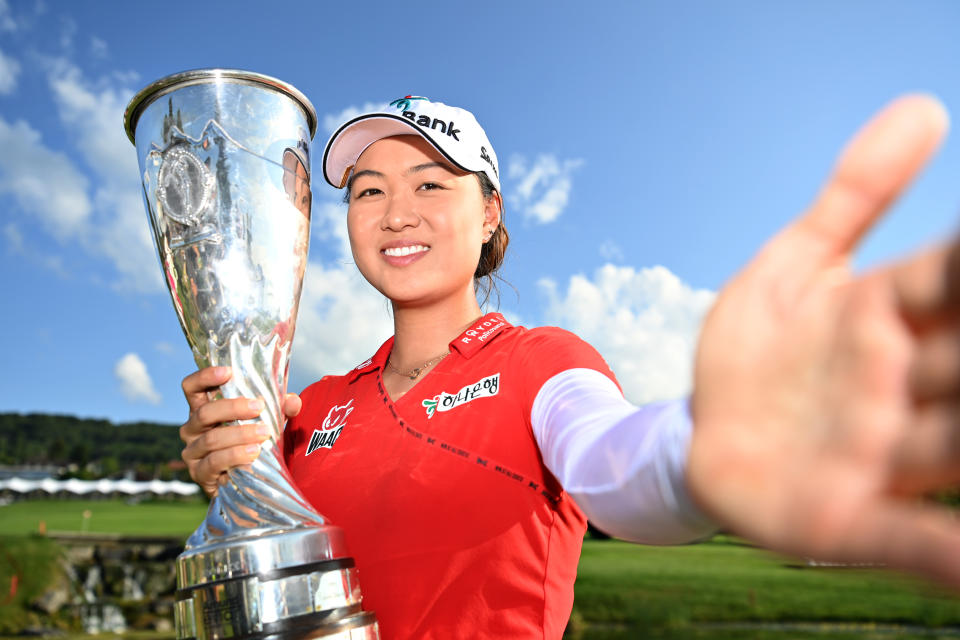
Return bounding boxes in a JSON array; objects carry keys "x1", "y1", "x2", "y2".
[{"x1": 0, "y1": 477, "x2": 198, "y2": 497}]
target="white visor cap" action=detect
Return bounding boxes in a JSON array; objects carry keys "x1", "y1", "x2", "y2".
[{"x1": 322, "y1": 96, "x2": 501, "y2": 193}]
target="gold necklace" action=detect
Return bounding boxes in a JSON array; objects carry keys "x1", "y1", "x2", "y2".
[{"x1": 387, "y1": 351, "x2": 450, "y2": 381}]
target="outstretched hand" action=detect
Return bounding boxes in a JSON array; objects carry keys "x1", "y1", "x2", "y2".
[{"x1": 688, "y1": 95, "x2": 960, "y2": 586}]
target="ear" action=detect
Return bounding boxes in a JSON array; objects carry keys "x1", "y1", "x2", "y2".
[{"x1": 482, "y1": 190, "x2": 502, "y2": 232}]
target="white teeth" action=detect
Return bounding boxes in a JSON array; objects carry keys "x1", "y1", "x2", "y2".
[{"x1": 384, "y1": 245, "x2": 429, "y2": 257}]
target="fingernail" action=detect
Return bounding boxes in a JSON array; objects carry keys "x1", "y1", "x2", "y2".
[
  {"x1": 256, "y1": 424, "x2": 271, "y2": 437},
  {"x1": 248, "y1": 399, "x2": 263, "y2": 412},
  {"x1": 214, "y1": 366, "x2": 230, "y2": 377},
  {"x1": 246, "y1": 444, "x2": 261, "y2": 456}
]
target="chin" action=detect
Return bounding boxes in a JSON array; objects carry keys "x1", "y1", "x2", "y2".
[{"x1": 388, "y1": 283, "x2": 473, "y2": 309}]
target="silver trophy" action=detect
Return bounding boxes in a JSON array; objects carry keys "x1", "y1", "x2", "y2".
[{"x1": 124, "y1": 70, "x2": 379, "y2": 640}]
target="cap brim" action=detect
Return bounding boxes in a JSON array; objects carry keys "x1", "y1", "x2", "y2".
[
  {"x1": 322, "y1": 113, "x2": 474, "y2": 189},
  {"x1": 284, "y1": 146, "x2": 308, "y2": 171}
]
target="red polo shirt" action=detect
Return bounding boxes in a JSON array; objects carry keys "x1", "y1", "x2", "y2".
[{"x1": 283, "y1": 313, "x2": 619, "y2": 639}]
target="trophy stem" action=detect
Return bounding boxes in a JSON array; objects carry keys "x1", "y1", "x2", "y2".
[{"x1": 187, "y1": 445, "x2": 325, "y2": 548}]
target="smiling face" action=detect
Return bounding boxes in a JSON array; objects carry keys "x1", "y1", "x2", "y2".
[{"x1": 346, "y1": 135, "x2": 501, "y2": 309}]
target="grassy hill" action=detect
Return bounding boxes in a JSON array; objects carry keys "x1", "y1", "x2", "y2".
[{"x1": 0, "y1": 413, "x2": 182, "y2": 473}]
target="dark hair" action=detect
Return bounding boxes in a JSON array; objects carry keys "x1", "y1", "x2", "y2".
[{"x1": 473, "y1": 172, "x2": 509, "y2": 307}]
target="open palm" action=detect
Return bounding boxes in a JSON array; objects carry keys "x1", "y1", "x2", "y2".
[{"x1": 688, "y1": 95, "x2": 960, "y2": 586}]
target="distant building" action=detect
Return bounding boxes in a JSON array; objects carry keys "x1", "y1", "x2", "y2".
[{"x1": 0, "y1": 464, "x2": 59, "y2": 480}]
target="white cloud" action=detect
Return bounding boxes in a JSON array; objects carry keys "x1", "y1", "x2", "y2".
[
  {"x1": 90, "y1": 36, "x2": 107, "y2": 58},
  {"x1": 539, "y1": 264, "x2": 715, "y2": 404},
  {"x1": 0, "y1": 0, "x2": 17, "y2": 32},
  {"x1": 2, "y1": 220, "x2": 69, "y2": 275},
  {"x1": 47, "y1": 59, "x2": 137, "y2": 176},
  {"x1": 0, "y1": 116, "x2": 93, "y2": 236},
  {"x1": 322, "y1": 101, "x2": 384, "y2": 135},
  {"x1": 291, "y1": 260, "x2": 393, "y2": 383},
  {"x1": 312, "y1": 199, "x2": 353, "y2": 259},
  {"x1": 0, "y1": 59, "x2": 159, "y2": 291},
  {"x1": 43, "y1": 58, "x2": 158, "y2": 291},
  {"x1": 0, "y1": 48, "x2": 20, "y2": 94},
  {"x1": 90, "y1": 181, "x2": 162, "y2": 291},
  {"x1": 114, "y1": 352, "x2": 162, "y2": 404},
  {"x1": 507, "y1": 154, "x2": 583, "y2": 224}
]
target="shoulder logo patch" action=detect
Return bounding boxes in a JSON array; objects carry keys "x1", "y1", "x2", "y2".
[
  {"x1": 422, "y1": 373, "x2": 500, "y2": 419},
  {"x1": 306, "y1": 399, "x2": 354, "y2": 455}
]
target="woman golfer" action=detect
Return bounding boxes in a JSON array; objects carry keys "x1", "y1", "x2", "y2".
[{"x1": 180, "y1": 94, "x2": 960, "y2": 638}]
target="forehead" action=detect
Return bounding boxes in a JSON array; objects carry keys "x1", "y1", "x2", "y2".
[{"x1": 354, "y1": 135, "x2": 455, "y2": 172}]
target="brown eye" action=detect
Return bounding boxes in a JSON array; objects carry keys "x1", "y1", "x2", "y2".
[{"x1": 355, "y1": 187, "x2": 382, "y2": 199}]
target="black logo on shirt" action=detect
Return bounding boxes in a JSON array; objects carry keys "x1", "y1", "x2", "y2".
[{"x1": 422, "y1": 373, "x2": 500, "y2": 419}]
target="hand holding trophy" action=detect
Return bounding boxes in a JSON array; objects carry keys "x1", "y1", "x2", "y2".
[{"x1": 125, "y1": 70, "x2": 379, "y2": 640}]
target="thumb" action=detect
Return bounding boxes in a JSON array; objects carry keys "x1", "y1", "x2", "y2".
[{"x1": 283, "y1": 393, "x2": 302, "y2": 418}]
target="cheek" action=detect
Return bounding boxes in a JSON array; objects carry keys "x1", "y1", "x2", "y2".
[
  {"x1": 447, "y1": 193, "x2": 486, "y2": 237},
  {"x1": 448, "y1": 213, "x2": 484, "y2": 273}
]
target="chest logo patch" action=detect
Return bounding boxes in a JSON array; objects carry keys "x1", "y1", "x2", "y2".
[
  {"x1": 306, "y1": 399, "x2": 354, "y2": 455},
  {"x1": 422, "y1": 373, "x2": 500, "y2": 419}
]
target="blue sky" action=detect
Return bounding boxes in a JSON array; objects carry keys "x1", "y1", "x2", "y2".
[{"x1": 2, "y1": 1, "x2": 959, "y2": 425}]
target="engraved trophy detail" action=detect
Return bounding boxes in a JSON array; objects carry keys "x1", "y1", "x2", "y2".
[{"x1": 125, "y1": 69, "x2": 379, "y2": 640}]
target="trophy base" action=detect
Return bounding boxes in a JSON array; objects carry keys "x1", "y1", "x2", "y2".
[
  {"x1": 174, "y1": 527, "x2": 379, "y2": 640},
  {"x1": 255, "y1": 610, "x2": 379, "y2": 640}
]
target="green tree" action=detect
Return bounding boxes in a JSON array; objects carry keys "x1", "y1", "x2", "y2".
[{"x1": 47, "y1": 438, "x2": 66, "y2": 464}]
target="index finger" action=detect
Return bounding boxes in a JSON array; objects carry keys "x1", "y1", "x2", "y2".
[
  {"x1": 181, "y1": 366, "x2": 232, "y2": 410},
  {"x1": 758, "y1": 95, "x2": 949, "y2": 292}
]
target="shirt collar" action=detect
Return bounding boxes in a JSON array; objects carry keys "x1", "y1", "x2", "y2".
[
  {"x1": 345, "y1": 312, "x2": 512, "y2": 383},
  {"x1": 449, "y1": 312, "x2": 512, "y2": 359},
  {"x1": 345, "y1": 337, "x2": 393, "y2": 383}
]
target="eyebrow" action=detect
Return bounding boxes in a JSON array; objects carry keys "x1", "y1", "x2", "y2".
[
  {"x1": 351, "y1": 163, "x2": 451, "y2": 180},
  {"x1": 347, "y1": 161, "x2": 459, "y2": 192},
  {"x1": 349, "y1": 169, "x2": 384, "y2": 183},
  {"x1": 345, "y1": 169, "x2": 381, "y2": 193},
  {"x1": 406, "y1": 161, "x2": 456, "y2": 175}
]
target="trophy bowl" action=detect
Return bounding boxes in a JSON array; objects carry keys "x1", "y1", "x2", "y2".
[{"x1": 124, "y1": 69, "x2": 378, "y2": 640}]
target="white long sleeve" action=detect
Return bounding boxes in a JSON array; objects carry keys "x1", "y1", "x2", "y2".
[{"x1": 531, "y1": 368, "x2": 716, "y2": 544}]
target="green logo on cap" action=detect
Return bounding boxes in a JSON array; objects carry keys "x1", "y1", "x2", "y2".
[{"x1": 389, "y1": 95, "x2": 428, "y2": 111}]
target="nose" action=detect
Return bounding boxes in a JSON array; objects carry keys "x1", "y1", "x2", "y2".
[{"x1": 381, "y1": 190, "x2": 420, "y2": 232}]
